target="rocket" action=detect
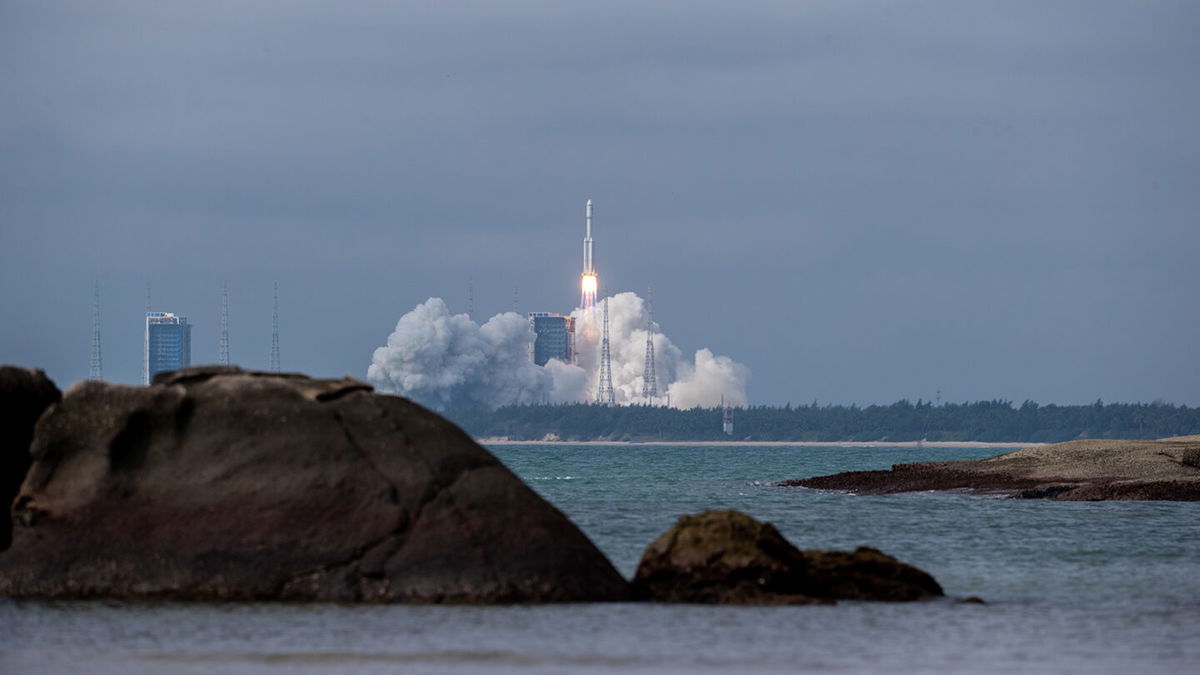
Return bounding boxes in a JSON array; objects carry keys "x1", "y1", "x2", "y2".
[
  {"x1": 584, "y1": 199, "x2": 594, "y2": 274},
  {"x1": 580, "y1": 199, "x2": 598, "y2": 310}
]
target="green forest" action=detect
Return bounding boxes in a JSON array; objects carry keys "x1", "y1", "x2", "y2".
[{"x1": 446, "y1": 399, "x2": 1200, "y2": 443}]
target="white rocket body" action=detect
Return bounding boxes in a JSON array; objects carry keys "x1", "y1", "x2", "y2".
[
  {"x1": 584, "y1": 199, "x2": 594, "y2": 274},
  {"x1": 580, "y1": 199, "x2": 597, "y2": 310}
]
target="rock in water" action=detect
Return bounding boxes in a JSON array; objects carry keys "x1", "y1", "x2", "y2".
[
  {"x1": 632, "y1": 509, "x2": 825, "y2": 604},
  {"x1": 0, "y1": 366, "x2": 629, "y2": 603},
  {"x1": 632, "y1": 510, "x2": 942, "y2": 604},
  {"x1": 787, "y1": 438, "x2": 1200, "y2": 501},
  {"x1": 799, "y1": 546, "x2": 945, "y2": 602},
  {"x1": 0, "y1": 367, "x2": 61, "y2": 551}
]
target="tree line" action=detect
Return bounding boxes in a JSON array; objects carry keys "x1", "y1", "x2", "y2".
[{"x1": 445, "y1": 399, "x2": 1200, "y2": 443}]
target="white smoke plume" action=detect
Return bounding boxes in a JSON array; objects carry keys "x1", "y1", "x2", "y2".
[
  {"x1": 366, "y1": 298, "x2": 557, "y2": 409},
  {"x1": 368, "y1": 293, "x2": 749, "y2": 410},
  {"x1": 570, "y1": 292, "x2": 749, "y2": 409}
]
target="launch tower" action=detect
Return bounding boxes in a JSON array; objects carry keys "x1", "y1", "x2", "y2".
[
  {"x1": 642, "y1": 286, "x2": 657, "y2": 400},
  {"x1": 528, "y1": 312, "x2": 575, "y2": 366},
  {"x1": 580, "y1": 199, "x2": 597, "y2": 310},
  {"x1": 596, "y1": 297, "x2": 615, "y2": 404}
]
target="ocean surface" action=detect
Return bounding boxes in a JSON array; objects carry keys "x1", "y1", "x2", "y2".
[{"x1": 3, "y1": 444, "x2": 1198, "y2": 674}]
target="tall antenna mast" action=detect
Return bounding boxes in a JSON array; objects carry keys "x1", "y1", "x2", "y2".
[
  {"x1": 642, "y1": 287, "x2": 657, "y2": 401},
  {"x1": 269, "y1": 282, "x2": 281, "y2": 373},
  {"x1": 218, "y1": 280, "x2": 230, "y2": 365},
  {"x1": 142, "y1": 281, "x2": 151, "y2": 385},
  {"x1": 89, "y1": 279, "x2": 103, "y2": 381},
  {"x1": 467, "y1": 283, "x2": 475, "y2": 321},
  {"x1": 597, "y1": 296, "x2": 615, "y2": 404},
  {"x1": 513, "y1": 286, "x2": 520, "y2": 315}
]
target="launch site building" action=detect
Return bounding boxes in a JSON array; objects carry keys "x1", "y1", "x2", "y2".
[
  {"x1": 143, "y1": 312, "x2": 191, "y2": 384},
  {"x1": 528, "y1": 312, "x2": 575, "y2": 366}
]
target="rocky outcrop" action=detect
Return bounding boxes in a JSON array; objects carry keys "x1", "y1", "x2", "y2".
[
  {"x1": 632, "y1": 510, "x2": 943, "y2": 604},
  {"x1": 785, "y1": 438, "x2": 1200, "y2": 501},
  {"x1": 799, "y1": 546, "x2": 945, "y2": 602},
  {"x1": 786, "y1": 465, "x2": 1052, "y2": 495},
  {"x1": 0, "y1": 366, "x2": 630, "y2": 603},
  {"x1": 0, "y1": 367, "x2": 61, "y2": 552}
]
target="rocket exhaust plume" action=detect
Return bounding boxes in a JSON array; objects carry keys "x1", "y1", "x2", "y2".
[
  {"x1": 580, "y1": 199, "x2": 597, "y2": 311},
  {"x1": 369, "y1": 293, "x2": 749, "y2": 411},
  {"x1": 569, "y1": 292, "x2": 748, "y2": 409},
  {"x1": 367, "y1": 299, "x2": 562, "y2": 409}
]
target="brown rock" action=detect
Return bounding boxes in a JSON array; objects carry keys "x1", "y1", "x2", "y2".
[
  {"x1": 1056, "y1": 479, "x2": 1200, "y2": 501},
  {"x1": 0, "y1": 366, "x2": 629, "y2": 603},
  {"x1": 631, "y1": 510, "x2": 942, "y2": 604},
  {"x1": 782, "y1": 465, "x2": 1052, "y2": 495},
  {"x1": 799, "y1": 546, "x2": 943, "y2": 602},
  {"x1": 786, "y1": 438, "x2": 1200, "y2": 501},
  {"x1": 1180, "y1": 448, "x2": 1200, "y2": 470},
  {"x1": 0, "y1": 366, "x2": 61, "y2": 551}
]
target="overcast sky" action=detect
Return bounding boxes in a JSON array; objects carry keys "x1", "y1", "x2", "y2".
[{"x1": 2, "y1": 1, "x2": 1197, "y2": 406}]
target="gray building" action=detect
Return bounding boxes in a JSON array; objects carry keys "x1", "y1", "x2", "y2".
[
  {"x1": 528, "y1": 313, "x2": 575, "y2": 366},
  {"x1": 143, "y1": 312, "x2": 191, "y2": 384}
]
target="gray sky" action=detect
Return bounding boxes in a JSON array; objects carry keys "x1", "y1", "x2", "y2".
[{"x1": 2, "y1": 1, "x2": 1197, "y2": 405}]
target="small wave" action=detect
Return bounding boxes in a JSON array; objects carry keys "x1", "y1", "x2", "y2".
[
  {"x1": 136, "y1": 650, "x2": 542, "y2": 666},
  {"x1": 134, "y1": 649, "x2": 663, "y2": 669},
  {"x1": 528, "y1": 476, "x2": 578, "y2": 481}
]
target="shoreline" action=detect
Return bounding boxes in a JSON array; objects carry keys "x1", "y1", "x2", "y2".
[{"x1": 477, "y1": 439, "x2": 1040, "y2": 449}]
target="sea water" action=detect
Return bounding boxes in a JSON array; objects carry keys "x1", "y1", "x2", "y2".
[{"x1": 2, "y1": 444, "x2": 1198, "y2": 674}]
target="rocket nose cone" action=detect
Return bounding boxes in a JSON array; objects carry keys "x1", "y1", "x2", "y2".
[{"x1": 587, "y1": 199, "x2": 592, "y2": 206}]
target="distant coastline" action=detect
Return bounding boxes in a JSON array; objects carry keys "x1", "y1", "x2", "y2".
[
  {"x1": 477, "y1": 438, "x2": 1040, "y2": 448},
  {"x1": 450, "y1": 401, "x2": 1200, "y2": 446}
]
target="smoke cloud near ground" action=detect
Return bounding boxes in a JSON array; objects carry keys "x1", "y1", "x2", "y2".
[
  {"x1": 368, "y1": 293, "x2": 748, "y2": 410},
  {"x1": 366, "y1": 298, "x2": 553, "y2": 409}
]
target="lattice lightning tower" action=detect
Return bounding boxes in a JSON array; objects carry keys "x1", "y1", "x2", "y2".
[
  {"x1": 219, "y1": 280, "x2": 230, "y2": 365},
  {"x1": 89, "y1": 279, "x2": 103, "y2": 381},
  {"x1": 142, "y1": 281, "x2": 151, "y2": 386},
  {"x1": 596, "y1": 296, "x2": 615, "y2": 404},
  {"x1": 642, "y1": 287, "x2": 657, "y2": 400},
  {"x1": 269, "y1": 282, "x2": 281, "y2": 373}
]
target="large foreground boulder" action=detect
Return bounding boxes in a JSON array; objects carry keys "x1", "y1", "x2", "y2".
[
  {"x1": 0, "y1": 367, "x2": 62, "y2": 551},
  {"x1": 0, "y1": 366, "x2": 630, "y2": 603},
  {"x1": 632, "y1": 510, "x2": 942, "y2": 604}
]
